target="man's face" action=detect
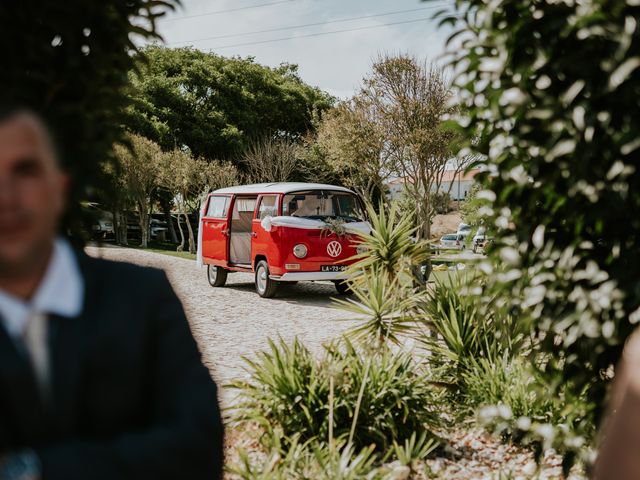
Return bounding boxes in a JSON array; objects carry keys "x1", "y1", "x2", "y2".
[{"x1": 0, "y1": 114, "x2": 67, "y2": 273}]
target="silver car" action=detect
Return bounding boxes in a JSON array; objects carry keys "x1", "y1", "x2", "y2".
[{"x1": 438, "y1": 233, "x2": 466, "y2": 251}]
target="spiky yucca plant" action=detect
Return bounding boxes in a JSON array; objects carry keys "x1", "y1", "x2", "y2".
[
  {"x1": 337, "y1": 201, "x2": 431, "y2": 349},
  {"x1": 346, "y1": 202, "x2": 430, "y2": 288},
  {"x1": 228, "y1": 337, "x2": 442, "y2": 454}
]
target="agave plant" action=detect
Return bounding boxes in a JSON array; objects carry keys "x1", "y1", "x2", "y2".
[
  {"x1": 345, "y1": 201, "x2": 430, "y2": 289},
  {"x1": 418, "y1": 273, "x2": 526, "y2": 386},
  {"x1": 390, "y1": 431, "x2": 439, "y2": 476},
  {"x1": 334, "y1": 267, "x2": 422, "y2": 348},
  {"x1": 228, "y1": 337, "x2": 442, "y2": 454}
]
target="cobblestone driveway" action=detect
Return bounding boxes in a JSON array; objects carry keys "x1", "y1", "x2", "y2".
[{"x1": 86, "y1": 246, "x2": 356, "y2": 406}]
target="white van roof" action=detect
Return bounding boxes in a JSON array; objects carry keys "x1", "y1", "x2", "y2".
[{"x1": 211, "y1": 182, "x2": 356, "y2": 195}]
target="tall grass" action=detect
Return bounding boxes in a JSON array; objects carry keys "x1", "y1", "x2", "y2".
[{"x1": 228, "y1": 338, "x2": 443, "y2": 453}]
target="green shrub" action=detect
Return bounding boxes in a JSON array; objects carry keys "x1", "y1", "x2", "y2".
[
  {"x1": 335, "y1": 268, "x2": 419, "y2": 348},
  {"x1": 419, "y1": 274, "x2": 525, "y2": 383},
  {"x1": 229, "y1": 437, "x2": 382, "y2": 480},
  {"x1": 346, "y1": 201, "x2": 429, "y2": 288},
  {"x1": 461, "y1": 355, "x2": 554, "y2": 421},
  {"x1": 228, "y1": 338, "x2": 442, "y2": 453},
  {"x1": 438, "y1": 0, "x2": 640, "y2": 430}
]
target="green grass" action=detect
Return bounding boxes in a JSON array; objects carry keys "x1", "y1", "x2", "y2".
[
  {"x1": 145, "y1": 248, "x2": 196, "y2": 260},
  {"x1": 127, "y1": 240, "x2": 197, "y2": 260}
]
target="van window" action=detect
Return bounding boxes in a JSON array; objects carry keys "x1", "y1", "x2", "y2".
[
  {"x1": 258, "y1": 195, "x2": 278, "y2": 219},
  {"x1": 282, "y1": 191, "x2": 364, "y2": 222},
  {"x1": 235, "y1": 198, "x2": 257, "y2": 213},
  {"x1": 206, "y1": 196, "x2": 229, "y2": 218},
  {"x1": 442, "y1": 234, "x2": 457, "y2": 241}
]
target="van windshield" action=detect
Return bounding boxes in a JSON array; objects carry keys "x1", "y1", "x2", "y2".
[{"x1": 282, "y1": 191, "x2": 365, "y2": 223}]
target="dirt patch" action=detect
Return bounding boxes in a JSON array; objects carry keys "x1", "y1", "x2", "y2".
[{"x1": 431, "y1": 211, "x2": 463, "y2": 240}]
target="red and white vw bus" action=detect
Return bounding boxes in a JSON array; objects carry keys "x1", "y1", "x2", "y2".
[{"x1": 197, "y1": 183, "x2": 370, "y2": 298}]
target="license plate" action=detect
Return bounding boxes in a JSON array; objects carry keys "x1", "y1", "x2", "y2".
[{"x1": 321, "y1": 265, "x2": 346, "y2": 272}]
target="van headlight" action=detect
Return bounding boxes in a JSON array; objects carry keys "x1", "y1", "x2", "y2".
[
  {"x1": 356, "y1": 244, "x2": 368, "y2": 255},
  {"x1": 293, "y1": 244, "x2": 308, "y2": 259}
]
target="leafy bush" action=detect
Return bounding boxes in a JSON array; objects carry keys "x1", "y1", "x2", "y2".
[
  {"x1": 430, "y1": 192, "x2": 452, "y2": 215},
  {"x1": 420, "y1": 274, "x2": 525, "y2": 383},
  {"x1": 229, "y1": 437, "x2": 381, "y2": 480},
  {"x1": 0, "y1": 0, "x2": 179, "y2": 237},
  {"x1": 439, "y1": 0, "x2": 640, "y2": 426},
  {"x1": 461, "y1": 355, "x2": 554, "y2": 421},
  {"x1": 229, "y1": 338, "x2": 442, "y2": 453}
]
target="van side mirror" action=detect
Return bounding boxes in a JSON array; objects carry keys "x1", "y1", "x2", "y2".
[{"x1": 261, "y1": 216, "x2": 273, "y2": 232}]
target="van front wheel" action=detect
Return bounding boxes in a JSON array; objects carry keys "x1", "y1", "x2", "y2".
[
  {"x1": 334, "y1": 280, "x2": 353, "y2": 295},
  {"x1": 255, "y1": 260, "x2": 279, "y2": 298},
  {"x1": 207, "y1": 265, "x2": 228, "y2": 287}
]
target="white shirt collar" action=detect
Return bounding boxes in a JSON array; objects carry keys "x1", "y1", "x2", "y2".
[{"x1": 0, "y1": 237, "x2": 84, "y2": 338}]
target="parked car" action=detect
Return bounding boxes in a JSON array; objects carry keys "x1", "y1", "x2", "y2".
[
  {"x1": 199, "y1": 182, "x2": 370, "y2": 298},
  {"x1": 435, "y1": 233, "x2": 466, "y2": 252},
  {"x1": 81, "y1": 202, "x2": 114, "y2": 240},
  {"x1": 457, "y1": 223, "x2": 472, "y2": 238},
  {"x1": 149, "y1": 218, "x2": 169, "y2": 240},
  {"x1": 472, "y1": 226, "x2": 487, "y2": 250},
  {"x1": 473, "y1": 237, "x2": 494, "y2": 255}
]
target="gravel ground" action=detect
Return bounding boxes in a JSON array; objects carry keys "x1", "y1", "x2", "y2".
[{"x1": 86, "y1": 245, "x2": 357, "y2": 406}]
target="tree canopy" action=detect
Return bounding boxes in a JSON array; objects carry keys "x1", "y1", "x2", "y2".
[
  {"x1": 0, "y1": 0, "x2": 179, "y2": 235},
  {"x1": 127, "y1": 46, "x2": 335, "y2": 162}
]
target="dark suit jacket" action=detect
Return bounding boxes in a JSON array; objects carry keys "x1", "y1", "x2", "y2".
[{"x1": 0, "y1": 252, "x2": 224, "y2": 479}]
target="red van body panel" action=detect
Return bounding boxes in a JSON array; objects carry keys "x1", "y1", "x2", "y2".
[
  {"x1": 273, "y1": 227, "x2": 359, "y2": 274},
  {"x1": 201, "y1": 195, "x2": 231, "y2": 268}
]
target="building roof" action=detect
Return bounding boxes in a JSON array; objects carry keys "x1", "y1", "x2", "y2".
[
  {"x1": 211, "y1": 182, "x2": 355, "y2": 196},
  {"x1": 387, "y1": 169, "x2": 480, "y2": 185}
]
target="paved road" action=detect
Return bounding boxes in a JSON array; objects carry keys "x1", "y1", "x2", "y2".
[{"x1": 86, "y1": 246, "x2": 357, "y2": 406}]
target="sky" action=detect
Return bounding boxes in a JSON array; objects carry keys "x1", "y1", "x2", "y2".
[{"x1": 149, "y1": 0, "x2": 455, "y2": 99}]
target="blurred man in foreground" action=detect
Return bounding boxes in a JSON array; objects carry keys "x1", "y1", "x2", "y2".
[{"x1": 0, "y1": 108, "x2": 223, "y2": 480}]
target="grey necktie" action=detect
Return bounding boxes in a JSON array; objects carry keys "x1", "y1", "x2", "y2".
[{"x1": 23, "y1": 311, "x2": 51, "y2": 402}]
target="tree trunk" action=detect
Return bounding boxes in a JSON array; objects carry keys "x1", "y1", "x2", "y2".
[
  {"x1": 161, "y1": 194, "x2": 178, "y2": 243},
  {"x1": 117, "y1": 210, "x2": 128, "y2": 246},
  {"x1": 185, "y1": 210, "x2": 196, "y2": 254},
  {"x1": 111, "y1": 203, "x2": 121, "y2": 245},
  {"x1": 176, "y1": 202, "x2": 185, "y2": 252},
  {"x1": 138, "y1": 201, "x2": 149, "y2": 248}
]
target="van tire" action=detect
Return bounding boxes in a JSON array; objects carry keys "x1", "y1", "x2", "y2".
[
  {"x1": 334, "y1": 280, "x2": 353, "y2": 295},
  {"x1": 207, "y1": 265, "x2": 228, "y2": 287},
  {"x1": 255, "y1": 260, "x2": 278, "y2": 298}
]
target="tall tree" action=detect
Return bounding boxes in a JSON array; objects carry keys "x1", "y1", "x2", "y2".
[
  {"x1": 362, "y1": 54, "x2": 460, "y2": 240},
  {"x1": 113, "y1": 135, "x2": 164, "y2": 248},
  {"x1": 126, "y1": 46, "x2": 334, "y2": 163},
  {"x1": 315, "y1": 96, "x2": 393, "y2": 201},
  {"x1": 241, "y1": 137, "x2": 302, "y2": 184},
  {"x1": 159, "y1": 150, "x2": 238, "y2": 253}
]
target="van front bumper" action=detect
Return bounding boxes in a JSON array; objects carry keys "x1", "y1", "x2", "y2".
[{"x1": 271, "y1": 271, "x2": 349, "y2": 282}]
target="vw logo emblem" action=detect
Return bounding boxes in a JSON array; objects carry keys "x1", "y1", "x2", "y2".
[{"x1": 327, "y1": 241, "x2": 342, "y2": 258}]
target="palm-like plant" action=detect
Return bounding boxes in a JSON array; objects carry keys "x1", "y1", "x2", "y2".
[
  {"x1": 334, "y1": 268, "x2": 420, "y2": 347},
  {"x1": 419, "y1": 274, "x2": 526, "y2": 386},
  {"x1": 346, "y1": 201, "x2": 430, "y2": 289},
  {"x1": 337, "y1": 201, "x2": 431, "y2": 349}
]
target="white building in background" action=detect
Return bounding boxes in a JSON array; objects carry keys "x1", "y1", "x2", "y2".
[{"x1": 386, "y1": 169, "x2": 480, "y2": 201}]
